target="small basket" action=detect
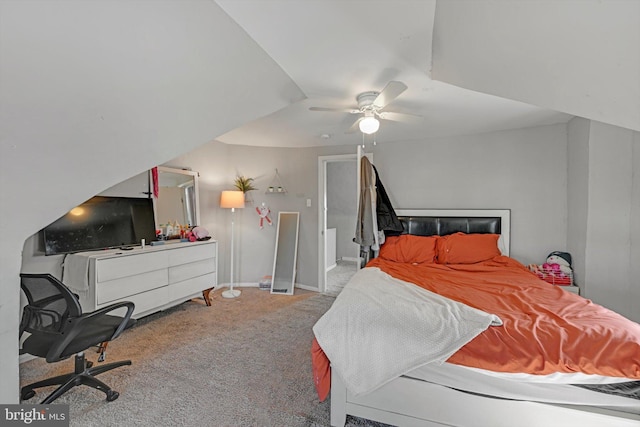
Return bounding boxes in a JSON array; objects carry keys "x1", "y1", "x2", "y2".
[{"x1": 528, "y1": 265, "x2": 573, "y2": 286}]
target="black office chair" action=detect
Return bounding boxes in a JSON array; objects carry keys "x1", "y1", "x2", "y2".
[{"x1": 19, "y1": 273, "x2": 136, "y2": 403}]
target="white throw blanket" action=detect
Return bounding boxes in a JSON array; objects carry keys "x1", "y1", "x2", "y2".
[{"x1": 313, "y1": 267, "x2": 502, "y2": 396}]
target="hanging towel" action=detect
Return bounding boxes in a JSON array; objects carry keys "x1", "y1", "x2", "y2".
[{"x1": 62, "y1": 254, "x2": 91, "y2": 297}]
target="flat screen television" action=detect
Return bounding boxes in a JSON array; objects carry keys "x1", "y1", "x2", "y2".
[{"x1": 43, "y1": 196, "x2": 157, "y2": 255}]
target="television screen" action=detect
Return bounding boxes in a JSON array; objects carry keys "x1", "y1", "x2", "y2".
[{"x1": 43, "y1": 196, "x2": 156, "y2": 255}]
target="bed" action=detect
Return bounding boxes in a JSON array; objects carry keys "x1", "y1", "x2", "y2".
[{"x1": 312, "y1": 209, "x2": 640, "y2": 427}]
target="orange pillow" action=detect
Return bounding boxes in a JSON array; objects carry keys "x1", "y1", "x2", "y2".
[
  {"x1": 436, "y1": 232, "x2": 501, "y2": 264},
  {"x1": 379, "y1": 234, "x2": 438, "y2": 264}
]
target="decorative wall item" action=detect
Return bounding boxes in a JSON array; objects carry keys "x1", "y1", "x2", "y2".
[
  {"x1": 265, "y1": 169, "x2": 287, "y2": 194},
  {"x1": 256, "y1": 203, "x2": 272, "y2": 229}
]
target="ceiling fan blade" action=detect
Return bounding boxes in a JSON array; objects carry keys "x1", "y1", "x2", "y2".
[
  {"x1": 345, "y1": 117, "x2": 363, "y2": 134},
  {"x1": 378, "y1": 111, "x2": 423, "y2": 123},
  {"x1": 309, "y1": 106, "x2": 360, "y2": 114},
  {"x1": 373, "y1": 81, "x2": 408, "y2": 108}
]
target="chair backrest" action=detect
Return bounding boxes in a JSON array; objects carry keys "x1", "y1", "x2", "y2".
[{"x1": 20, "y1": 274, "x2": 83, "y2": 336}]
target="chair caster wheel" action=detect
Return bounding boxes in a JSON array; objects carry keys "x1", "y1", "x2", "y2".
[
  {"x1": 21, "y1": 390, "x2": 36, "y2": 400},
  {"x1": 106, "y1": 390, "x2": 119, "y2": 402},
  {"x1": 86, "y1": 361, "x2": 93, "y2": 369}
]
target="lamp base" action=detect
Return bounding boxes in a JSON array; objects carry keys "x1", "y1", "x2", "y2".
[{"x1": 222, "y1": 288, "x2": 241, "y2": 299}]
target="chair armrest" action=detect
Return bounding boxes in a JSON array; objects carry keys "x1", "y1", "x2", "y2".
[{"x1": 76, "y1": 301, "x2": 135, "y2": 340}]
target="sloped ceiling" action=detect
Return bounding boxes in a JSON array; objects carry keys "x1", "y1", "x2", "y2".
[
  {"x1": 215, "y1": 0, "x2": 574, "y2": 148},
  {"x1": 432, "y1": 0, "x2": 640, "y2": 133},
  {"x1": 0, "y1": 0, "x2": 305, "y2": 231}
]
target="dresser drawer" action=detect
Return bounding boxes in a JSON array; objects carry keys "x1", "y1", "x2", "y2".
[
  {"x1": 169, "y1": 257, "x2": 215, "y2": 284},
  {"x1": 168, "y1": 272, "x2": 216, "y2": 302},
  {"x1": 97, "y1": 268, "x2": 168, "y2": 304},
  {"x1": 98, "y1": 285, "x2": 169, "y2": 319},
  {"x1": 168, "y1": 242, "x2": 215, "y2": 267},
  {"x1": 96, "y1": 251, "x2": 168, "y2": 282}
]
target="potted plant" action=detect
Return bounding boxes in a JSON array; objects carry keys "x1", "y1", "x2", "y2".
[
  {"x1": 234, "y1": 176, "x2": 257, "y2": 204},
  {"x1": 234, "y1": 176, "x2": 257, "y2": 193}
]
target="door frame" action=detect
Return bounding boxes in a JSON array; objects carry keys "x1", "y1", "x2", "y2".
[
  {"x1": 317, "y1": 150, "x2": 372, "y2": 293},
  {"x1": 317, "y1": 154, "x2": 357, "y2": 293}
]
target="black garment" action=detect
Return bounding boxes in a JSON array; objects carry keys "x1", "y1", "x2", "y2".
[
  {"x1": 574, "y1": 381, "x2": 640, "y2": 401},
  {"x1": 372, "y1": 165, "x2": 404, "y2": 235}
]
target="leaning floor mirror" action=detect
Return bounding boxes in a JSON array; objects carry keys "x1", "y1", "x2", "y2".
[{"x1": 271, "y1": 212, "x2": 300, "y2": 295}]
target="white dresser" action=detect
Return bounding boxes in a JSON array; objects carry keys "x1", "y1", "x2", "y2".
[{"x1": 64, "y1": 240, "x2": 217, "y2": 318}]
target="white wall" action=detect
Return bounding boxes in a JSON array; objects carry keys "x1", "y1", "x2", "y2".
[
  {"x1": 373, "y1": 124, "x2": 569, "y2": 265},
  {"x1": 581, "y1": 123, "x2": 639, "y2": 321},
  {"x1": 432, "y1": 0, "x2": 640, "y2": 132},
  {"x1": 0, "y1": 0, "x2": 303, "y2": 403}
]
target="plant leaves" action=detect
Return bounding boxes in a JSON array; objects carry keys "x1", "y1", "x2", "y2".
[{"x1": 234, "y1": 176, "x2": 257, "y2": 192}]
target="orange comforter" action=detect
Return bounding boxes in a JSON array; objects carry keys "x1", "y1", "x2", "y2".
[{"x1": 312, "y1": 256, "x2": 640, "y2": 401}]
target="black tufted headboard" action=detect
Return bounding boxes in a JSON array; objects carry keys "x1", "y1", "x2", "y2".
[{"x1": 394, "y1": 209, "x2": 511, "y2": 256}]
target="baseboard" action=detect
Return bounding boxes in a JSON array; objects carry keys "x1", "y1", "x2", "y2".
[
  {"x1": 217, "y1": 282, "x2": 320, "y2": 293},
  {"x1": 295, "y1": 283, "x2": 320, "y2": 292},
  {"x1": 340, "y1": 257, "x2": 360, "y2": 263},
  {"x1": 216, "y1": 282, "x2": 259, "y2": 289},
  {"x1": 326, "y1": 263, "x2": 337, "y2": 272}
]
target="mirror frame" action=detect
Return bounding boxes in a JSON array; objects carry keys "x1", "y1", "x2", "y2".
[
  {"x1": 271, "y1": 212, "x2": 300, "y2": 295},
  {"x1": 154, "y1": 166, "x2": 200, "y2": 229}
]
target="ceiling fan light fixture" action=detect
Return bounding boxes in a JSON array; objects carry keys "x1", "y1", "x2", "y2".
[{"x1": 359, "y1": 116, "x2": 380, "y2": 134}]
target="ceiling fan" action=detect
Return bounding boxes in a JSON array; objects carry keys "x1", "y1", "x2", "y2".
[{"x1": 309, "y1": 81, "x2": 422, "y2": 134}]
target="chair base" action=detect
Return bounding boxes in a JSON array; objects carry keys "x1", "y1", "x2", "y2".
[{"x1": 21, "y1": 352, "x2": 131, "y2": 404}]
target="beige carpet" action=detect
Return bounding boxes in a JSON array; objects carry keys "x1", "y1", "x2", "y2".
[
  {"x1": 326, "y1": 260, "x2": 358, "y2": 296},
  {"x1": 19, "y1": 287, "x2": 391, "y2": 427}
]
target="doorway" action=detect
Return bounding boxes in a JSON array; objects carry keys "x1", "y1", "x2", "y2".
[{"x1": 317, "y1": 152, "x2": 370, "y2": 295}]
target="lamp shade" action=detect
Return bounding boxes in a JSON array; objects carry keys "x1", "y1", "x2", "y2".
[
  {"x1": 220, "y1": 190, "x2": 245, "y2": 209},
  {"x1": 359, "y1": 116, "x2": 380, "y2": 134}
]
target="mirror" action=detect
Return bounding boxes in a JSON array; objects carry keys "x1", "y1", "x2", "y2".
[
  {"x1": 155, "y1": 166, "x2": 200, "y2": 228},
  {"x1": 271, "y1": 212, "x2": 300, "y2": 295}
]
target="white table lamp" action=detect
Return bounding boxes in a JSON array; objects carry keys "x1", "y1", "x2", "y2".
[{"x1": 220, "y1": 190, "x2": 245, "y2": 298}]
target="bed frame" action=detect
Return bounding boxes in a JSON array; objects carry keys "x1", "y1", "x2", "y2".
[
  {"x1": 330, "y1": 371, "x2": 640, "y2": 427},
  {"x1": 330, "y1": 209, "x2": 640, "y2": 427}
]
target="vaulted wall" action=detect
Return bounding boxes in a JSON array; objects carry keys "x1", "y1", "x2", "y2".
[{"x1": 0, "y1": 0, "x2": 303, "y2": 403}]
